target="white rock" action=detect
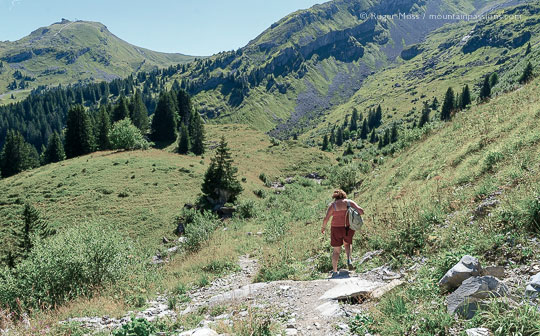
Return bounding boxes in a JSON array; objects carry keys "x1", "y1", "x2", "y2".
[
  {"x1": 466, "y1": 328, "x2": 491, "y2": 336},
  {"x1": 439, "y1": 255, "x2": 481, "y2": 290},
  {"x1": 179, "y1": 328, "x2": 218, "y2": 336},
  {"x1": 319, "y1": 278, "x2": 385, "y2": 300},
  {"x1": 285, "y1": 328, "x2": 298, "y2": 336},
  {"x1": 315, "y1": 301, "x2": 342, "y2": 317}
]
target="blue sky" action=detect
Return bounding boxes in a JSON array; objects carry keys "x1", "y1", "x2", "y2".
[{"x1": 0, "y1": 0, "x2": 323, "y2": 56}]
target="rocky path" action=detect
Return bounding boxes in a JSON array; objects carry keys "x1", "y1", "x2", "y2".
[{"x1": 61, "y1": 255, "x2": 402, "y2": 335}]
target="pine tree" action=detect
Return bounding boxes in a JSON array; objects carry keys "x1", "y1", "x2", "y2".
[
  {"x1": 431, "y1": 97, "x2": 439, "y2": 110},
  {"x1": 360, "y1": 119, "x2": 369, "y2": 139},
  {"x1": 130, "y1": 90, "x2": 149, "y2": 133},
  {"x1": 490, "y1": 73, "x2": 499, "y2": 88},
  {"x1": 0, "y1": 131, "x2": 39, "y2": 178},
  {"x1": 190, "y1": 110, "x2": 206, "y2": 155},
  {"x1": 375, "y1": 105, "x2": 383, "y2": 127},
  {"x1": 390, "y1": 124, "x2": 399, "y2": 143},
  {"x1": 419, "y1": 102, "x2": 430, "y2": 128},
  {"x1": 479, "y1": 75, "x2": 491, "y2": 101},
  {"x1": 525, "y1": 42, "x2": 531, "y2": 55},
  {"x1": 349, "y1": 108, "x2": 358, "y2": 132},
  {"x1": 519, "y1": 62, "x2": 534, "y2": 84},
  {"x1": 112, "y1": 96, "x2": 130, "y2": 122},
  {"x1": 96, "y1": 105, "x2": 111, "y2": 150},
  {"x1": 177, "y1": 89, "x2": 193, "y2": 127},
  {"x1": 329, "y1": 128, "x2": 336, "y2": 144},
  {"x1": 202, "y1": 136, "x2": 243, "y2": 205},
  {"x1": 378, "y1": 137, "x2": 384, "y2": 149},
  {"x1": 177, "y1": 124, "x2": 190, "y2": 154},
  {"x1": 151, "y1": 91, "x2": 178, "y2": 142},
  {"x1": 343, "y1": 142, "x2": 354, "y2": 156},
  {"x1": 441, "y1": 87, "x2": 455, "y2": 121},
  {"x1": 321, "y1": 134, "x2": 329, "y2": 151},
  {"x1": 43, "y1": 132, "x2": 65, "y2": 164},
  {"x1": 369, "y1": 129, "x2": 377, "y2": 144},
  {"x1": 10, "y1": 203, "x2": 53, "y2": 262},
  {"x1": 64, "y1": 105, "x2": 94, "y2": 158},
  {"x1": 460, "y1": 85, "x2": 471, "y2": 109},
  {"x1": 336, "y1": 127, "x2": 344, "y2": 146}
]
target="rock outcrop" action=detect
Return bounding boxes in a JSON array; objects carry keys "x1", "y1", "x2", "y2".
[
  {"x1": 447, "y1": 276, "x2": 508, "y2": 318},
  {"x1": 439, "y1": 255, "x2": 482, "y2": 291}
]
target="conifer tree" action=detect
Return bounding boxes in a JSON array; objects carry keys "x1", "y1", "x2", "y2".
[
  {"x1": 113, "y1": 95, "x2": 130, "y2": 122},
  {"x1": 96, "y1": 105, "x2": 111, "y2": 150},
  {"x1": 490, "y1": 73, "x2": 498, "y2": 88},
  {"x1": 0, "y1": 131, "x2": 39, "y2": 178},
  {"x1": 431, "y1": 97, "x2": 439, "y2": 110},
  {"x1": 177, "y1": 89, "x2": 193, "y2": 127},
  {"x1": 525, "y1": 42, "x2": 531, "y2": 55},
  {"x1": 519, "y1": 62, "x2": 534, "y2": 84},
  {"x1": 360, "y1": 119, "x2": 369, "y2": 139},
  {"x1": 65, "y1": 105, "x2": 94, "y2": 158},
  {"x1": 202, "y1": 136, "x2": 243, "y2": 205},
  {"x1": 329, "y1": 128, "x2": 336, "y2": 144},
  {"x1": 419, "y1": 102, "x2": 430, "y2": 128},
  {"x1": 321, "y1": 134, "x2": 329, "y2": 151},
  {"x1": 190, "y1": 110, "x2": 205, "y2": 155},
  {"x1": 43, "y1": 132, "x2": 65, "y2": 164},
  {"x1": 460, "y1": 85, "x2": 471, "y2": 109},
  {"x1": 343, "y1": 142, "x2": 354, "y2": 156},
  {"x1": 350, "y1": 108, "x2": 359, "y2": 132},
  {"x1": 441, "y1": 87, "x2": 455, "y2": 121},
  {"x1": 369, "y1": 129, "x2": 377, "y2": 144},
  {"x1": 390, "y1": 123, "x2": 399, "y2": 143},
  {"x1": 177, "y1": 124, "x2": 190, "y2": 154},
  {"x1": 336, "y1": 127, "x2": 344, "y2": 146},
  {"x1": 479, "y1": 75, "x2": 491, "y2": 101},
  {"x1": 130, "y1": 90, "x2": 149, "y2": 133},
  {"x1": 378, "y1": 137, "x2": 384, "y2": 149},
  {"x1": 151, "y1": 91, "x2": 178, "y2": 142},
  {"x1": 16, "y1": 203, "x2": 51, "y2": 258}
]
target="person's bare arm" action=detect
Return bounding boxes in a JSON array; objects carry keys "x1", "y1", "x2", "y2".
[
  {"x1": 322, "y1": 204, "x2": 333, "y2": 234},
  {"x1": 349, "y1": 200, "x2": 365, "y2": 215}
]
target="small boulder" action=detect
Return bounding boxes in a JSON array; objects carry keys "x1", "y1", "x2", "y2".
[
  {"x1": 447, "y1": 276, "x2": 508, "y2": 319},
  {"x1": 525, "y1": 273, "x2": 540, "y2": 299},
  {"x1": 466, "y1": 328, "x2": 491, "y2": 336},
  {"x1": 481, "y1": 266, "x2": 505, "y2": 279},
  {"x1": 439, "y1": 255, "x2": 481, "y2": 291},
  {"x1": 179, "y1": 327, "x2": 218, "y2": 336}
]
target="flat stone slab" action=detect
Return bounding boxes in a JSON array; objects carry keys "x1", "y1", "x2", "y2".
[
  {"x1": 315, "y1": 301, "x2": 343, "y2": 317},
  {"x1": 319, "y1": 278, "x2": 385, "y2": 300},
  {"x1": 209, "y1": 283, "x2": 268, "y2": 303}
]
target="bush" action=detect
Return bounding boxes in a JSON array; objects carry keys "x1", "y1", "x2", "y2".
[
  {"x1": 236, "y1": 199, "x2": 257, "y2": 219},
  {"x1": 329, "y1": 163, "x2": 358, "y2": 193},
  {"x1": 253, "y1": 189, "x2": 267, "y2": 198},
  {"x1": 112, "y1": 317, "x2": 156, "y2": 336},
  {"x1": 109, "y1": 118, "x2": 150, "y2": 150},
  {"x1": 0, "y1": 222, "x2": 135, "y2": 312},
  {"x1": 181, "y1": 209, "x2": 221, "y2": 252}
]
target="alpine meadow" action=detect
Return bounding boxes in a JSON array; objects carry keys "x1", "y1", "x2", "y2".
[{"x1": 1, "y1": 0, "x2": 540, "y2": 335}]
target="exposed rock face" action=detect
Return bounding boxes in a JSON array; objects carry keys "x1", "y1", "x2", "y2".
[
  {"x1": 401, "y1": 45, "x2": 423, "y2": 60},
  {"x1": 439, "y1": 255, "x2": 482, "y2": 291},
  {"x1": 447, "y1": 276, "x2": 508, "y2": 318}
]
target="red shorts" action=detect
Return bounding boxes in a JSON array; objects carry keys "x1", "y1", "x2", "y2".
[{"x1": 330, "y1": 226, "x2": 355, "y2": 247}]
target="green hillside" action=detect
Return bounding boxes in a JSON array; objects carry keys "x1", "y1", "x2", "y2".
[
  {"x1": 162, "y1": 0, "x2": 525, "y2": 137},
  {"x1": 0, "y1": 20, "x2": 196, "y2": 102}
]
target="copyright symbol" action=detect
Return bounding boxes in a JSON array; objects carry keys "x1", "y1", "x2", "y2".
[{"x1": 360, "y1": 12, "x2": 368, "y2": 20}]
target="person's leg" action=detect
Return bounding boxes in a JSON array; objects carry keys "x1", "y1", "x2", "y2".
[
  {"x1": 332, "y1": 246, "x2": 341, "y2": 273},
  {"x1": 344, "y1": 242, "x2": 352, "y2": 262}
]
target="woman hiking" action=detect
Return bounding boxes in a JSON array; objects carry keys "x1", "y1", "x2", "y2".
[{"x1": 321, "y1": 189, "x2": 364, "y2": 278}]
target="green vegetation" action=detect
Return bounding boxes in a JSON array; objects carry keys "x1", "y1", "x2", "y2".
[{"x1": 109, "y1": 119, "x2": 150, "y2": 151}]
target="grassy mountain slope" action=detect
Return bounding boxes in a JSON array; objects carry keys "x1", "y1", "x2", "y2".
[
  {"x1": 0, "y1": 125, "x2": 332, "y2": 253},
  {"x1": 166, "y1": 0, "x2": 525, "y2": 137},
  {"x1": 305, "y1": 2, "x2": 540, "y2": 142},
  {"x1": 7, "y1": 65, "x2": 540, "y2": 336},
  {"x1": 0, "y1": 20, "x2": 196, "y2": 101}
]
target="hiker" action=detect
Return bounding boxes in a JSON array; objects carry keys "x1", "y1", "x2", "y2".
[{"x1": 321, "y1": 189, "x2": 364, "y2": 278}]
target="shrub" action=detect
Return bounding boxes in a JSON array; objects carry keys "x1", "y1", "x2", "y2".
[
  {"x1": 181, "y1": 209, "x2": 221, "y2": 252},
  {"x1": 329, "y1": 163, "x2": 358, "y2": 193},
  {"x1": 0, "y1": 222, "x2": 135, "y2": 312},
  {"x1": 112, "y1": 317, "x2": 156, "y2": 336},
  {"x1": 253, "y1": 189, "x2": 267, "y2": 198},
  {"x1": 236, "y1": 199, "x2": 257, "y2": 219},
  {"x1": 258, "y1": 173, "x2": 268, "y2": 183},
  {"x1": 109, "y1": 118, "x2": 150, "y2": 150},
  {"x1": 349, "y1": 313, "x2": 375, "y2": 335}
]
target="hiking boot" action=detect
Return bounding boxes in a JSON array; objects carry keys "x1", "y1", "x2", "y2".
[
  {"x1": 347, "y1": 259, "x2": 354, "y2": 271},
  {"x1": 330, "y1": 271, "x2": 339, "y2": 279}
]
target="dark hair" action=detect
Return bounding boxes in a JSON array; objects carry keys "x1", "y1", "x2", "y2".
[{"x1": 332, "y1": 189, "x2": 347, "y2": 200}]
